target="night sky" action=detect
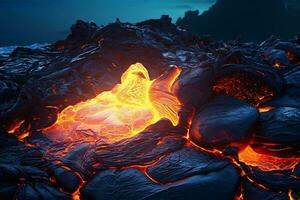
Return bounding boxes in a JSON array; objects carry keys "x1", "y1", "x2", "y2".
[{"x1": 0, "y1": 0, "x2": 215, "y2": 46}]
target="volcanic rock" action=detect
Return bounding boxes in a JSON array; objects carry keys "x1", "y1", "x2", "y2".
[
  {"x1": 294, "y1": 162, "x2": 300, "y2": 177},
  {"x1": 274, "y1": 41, "x2": 300, "y2": 64},
  {"x1": 16, "y1": 185, "x2": 40, "y2": 200},
  {"x1": 81, "y1": 161, "x2": 239, "y2": 200},
  {"x1": 263, "y1": 49, "x2": 291, "y2": 67},
  {"x1": 53, "y1": 167, "x2": 81, "y2": 193},
  {"x1": 93, "y1": 119, "x2": 186, "y2": 167},
  {"x1": 285, "y1": 66, "x2": 300, "y2": 88},
  {"x1": 264, "y1": 66, "x2": 300, "y2": 108},
  {"x1": 0, "y1": 183, "x2": 17, "y2": 200},
  {"x1": 172, "y1": 66, "x2": 213, "y2": 110},
  {"x1": 0, "y1": 15, "x2": 201, "y2": 131},
  {"x1": 265, "y1": 87, "x2": 300, "y2": 108},
  {"x1": 251, "y1": 107, "x2": 300, "y2": 156},
  {"x1": 147, "y1": 147, "x2": 235, "y2": 184},
  {"x1": 213, "y1": 63, "x2": 284, "y2": 105},
  {"x1": 1, "y1": 15, "x2": 300, "y2": 200},
  {"x1": 242, "y1": 180, "x2": 290, "y2": 200},
  {"x1": 241, "y1": 163, "x2": 300, "y2": 192},
  {"x1": 0, "y1": 162, "x2": 70, "y2": 200},
  {"x1": 32, "y1": 183, "x2": 71, "y2": 200},
  {"x1": 189, "y1": 95, "x2": 259, "y2": 150}
]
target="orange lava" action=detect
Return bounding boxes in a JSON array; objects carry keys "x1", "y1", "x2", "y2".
[
  {"x1": 288, "y1": 190, "x2": 296, "y2": 200},
  {"x1": 44, "y1": 63, "x2": 181, "y2": 143},
  {"x1": 8, "y1": 120, "x2": 25, "y2": 134},
  {"x1": 238, "y1": 146, "x2": 300, "y2": 171},
  {"x1": 273, "y1": 62, "x2": 282, "y2": 68},
  {"x1": 258, "y1": 106, "x2": 274, "y2": 113},
  {"x1": 8, "y1": 120, "x2": 31, "y2": 141}
]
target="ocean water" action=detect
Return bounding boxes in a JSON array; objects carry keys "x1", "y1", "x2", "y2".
[{"x1": 0, "y1": 43, "x2": 49, "y2": 57}]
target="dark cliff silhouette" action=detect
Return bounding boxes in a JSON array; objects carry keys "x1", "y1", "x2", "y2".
[{"x1": 176, "y1": 0, "x2": 300, "y2": 41}]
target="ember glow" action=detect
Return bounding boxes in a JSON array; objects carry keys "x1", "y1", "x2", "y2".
[
  {"x1": 213, "y1": 72, "x2": 274, "y2": 106},
  {"x1": 44, "y1": 63, "x2": 181, "y2": 143}
]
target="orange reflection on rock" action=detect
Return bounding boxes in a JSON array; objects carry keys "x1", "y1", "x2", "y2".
[{"x1": 44, "y1": 63, "x2": 181, "y2": 143}]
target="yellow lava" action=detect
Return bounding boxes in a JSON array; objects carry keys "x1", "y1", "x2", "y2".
[{"x1": 44, "y1": 63, "x2": 181, "y2": 143}]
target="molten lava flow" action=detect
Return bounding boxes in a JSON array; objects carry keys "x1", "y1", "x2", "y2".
[
  {"x1": 44, "y1": 63, "x2": 181, "y2": 143},
  {"x1": 238, "y1": 146, "x2": 300, "y2": 171}
]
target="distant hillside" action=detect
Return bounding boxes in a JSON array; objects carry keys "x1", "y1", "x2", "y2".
[{"x1": 177, "y1": 0, "x2": 300, "y2": 41}]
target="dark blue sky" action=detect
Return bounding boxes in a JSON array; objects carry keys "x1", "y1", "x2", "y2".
[{"x1": 0, "y1": 0, "x2": 215, "y2": 46}]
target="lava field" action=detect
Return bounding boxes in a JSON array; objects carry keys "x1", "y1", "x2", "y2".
[{"x1": 1, "y1": 16, "x2": 300, "y2": 200}]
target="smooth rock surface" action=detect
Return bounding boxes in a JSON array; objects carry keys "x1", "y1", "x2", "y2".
[
  {"x1": 172, "y1": 66, "x2": 213, "y2": 109},
  {"x1": 189, "y1": 95, "x2": 259, "y2": 150}
]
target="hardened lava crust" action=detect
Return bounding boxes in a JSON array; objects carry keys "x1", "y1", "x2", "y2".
[{"x1": 1, "y1": 16, "x2": 300, "y2": 200}]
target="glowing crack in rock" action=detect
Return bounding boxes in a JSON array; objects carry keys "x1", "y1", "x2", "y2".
[{"x1": 44, "y1": 63, "x2": 181, "y2": 143}]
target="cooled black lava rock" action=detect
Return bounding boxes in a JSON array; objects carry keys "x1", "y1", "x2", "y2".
[
  {"x1": 241, "y1": 163, "x2": 300, "y2": 192},
  {"x1": 27, "y1": 183, "x2": 71, "y2": 200},
  {"x1": 274, "y1": 41, "x2": 300, "y2": 64},
  {"x1": 53, "y1": 167, "x2": 81, "y2": 193},
  {"x1": 189, "y1": 95, "x2": 259, "y2": 150},
  {"x1": 0, "y1": 80, "x2": 19, "y2": 112},
  {"x1": 285, "y1": 66, "x2": 300, "y2": 88},
  {"x1": 252, "y1": 107, "x2": 300, "y2": 157},
  {"x1": 147, "y1": 147, "x2": 236, "y2": 184},
  {"x1": 0, "y1": 183, "x2": 17, "y2": 200},
  {"x1": 263, "y1": 64, "x2": 300, "y2": 108},
  {"x1": 216, "y1": 50, "x2": 250, "y2": 66},
  {"x1": 294, "y1": 163, "x2": 300, "y2": 177},
  {"x1": 172, "y1": 66, "x2": 213, "y2": 110},
  {"x1": 263, "y1": 48, "x2": 291, "y2": 68},
  {"x1": 93, "y1": 119, "x2": 186, "y2": 168},
  {"x1": 265, "y1": 87, "x2": 300, "y2": 108},
  {"x1": 242, "y1": 180, "x2": 290, "y2": 200},
  {"x1": 15, "y1": 181, "x2": 72, "y2": 200},
  {"x1": 0, "y1": 164, "x2": 71, "y2": 200},
  {"x1": 81, "y1": 160, "x2": 239, "y2": 200},
  {"x1": 16, "y1": 185, "x2": 40, "y2": 200}
]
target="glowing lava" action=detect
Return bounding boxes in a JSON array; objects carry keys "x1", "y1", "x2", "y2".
[
  {"x1": 44, "y1": 63, "x2": 181, "y2": 143},
  {"x1": 238, "y1": 146, "x2": 300, "y2": 171}
]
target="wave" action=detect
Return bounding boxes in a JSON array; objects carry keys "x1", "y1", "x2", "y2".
[{"x1": 0, "y1": 43, "x2": 49, "y2": 57}]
